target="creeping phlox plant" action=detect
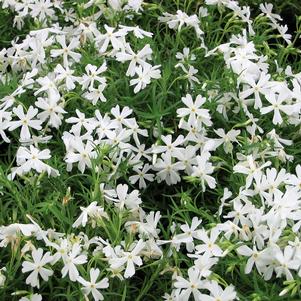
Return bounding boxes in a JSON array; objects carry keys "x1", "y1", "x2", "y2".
[{"x1": 1, "y1": 0, "x2": 301, "y2": 300}]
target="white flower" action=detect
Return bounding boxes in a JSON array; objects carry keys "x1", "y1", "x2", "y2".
[
  {"x1": 153, "y1": 153, "x2": 185, "y2": 185},
  {"x1": 191, "y1": 154, "x2": 216, "y2": 191},
  {"x1": 159, "y1": 10, "x2": 200, "y2": 33},
  {"x1": 119, "y1": 25, "x2": 153, "y2": 39},
  {"x1": 260, "y1": 91, "x2": 297, "y2": 125},
  {"x1": 21, "y1": 248, "x2": 53, "y2": 288},
  {"x1": 266, "y1": 129, "x2": 292, "y2": 148},
  {"x1": 125, "y1": 211, "x2": 161, "y2": 239},
  {"x1": 61, "y1": 243, "x2": 87, "y2": 282},
  {"x1": 65, "y1": 139, "x2": 97, "y2": 173},
  {"x1": 50, "y1": 35, "x2": 81, "y2": 67},
  {"x1": 174, "y1": 267, "x2": 204, "y2": 301},
  {"x1": 239, "y1": 71, "x2": 271, "y2": 109},
  {"x1": 130, "y1": 64, "x2": 161, "y2": 93},
  {"x1": 129, "y1": 164, "x2": 154, "y2": 189},
  {"x1": 173, "y1": 217, "x2": 202, "y2": 252},
  {"x1": 10, "y1": 145, "x2": 59, "y2": 179},
  {"x1": 116, "y1": 44, "x2": 152, "y2": 76},
  {"x1": 35, "y1": 95, "x2": 66, "y2": 129},
  {"x1": 0, "y1": 223, "x2": 39, "y2": 248},
  {"x1": 84, "y1": 84, "x2": 107, "y2": 105},
  {"x1": 94, "y1": 110, "x2": 118, "y2": 140},
  {"x1": 19, "y1": 293, "x2": 42, "y2": 301},
  {"x1": 275, "y1": 246, "x2": 300, "y2": 280},
  {"x1": 163, "y1": 291, "x2": 180, "y2": 301},
  {"x1": 233, "y1": 155, "x2": 271, "y2": 188},
  {"x1": 203, "y1": 280, "x2": 237, "y2": 301},
  {"x1": 49, "y1": 238, "x2": 70, "y2": 264},
  {"x1": 224, "y1": 198, "x2": 254, "y2": 227},
  {"x1": 54, "y1": 64, "x2": 78, "y2": 90},
  {"x1": 96, "y1": 25, "x2": 126, "y2": 53},
  {"x1": 78, "y1": 268, "x2": 109, "y2": 301},
  {"x1": 110, "y1": 104, "x2": 133, "y2": 128},
  {"x1": 72, "y1": 202, "x2": 108, "y2": 228},
  {"x1": 35, "y1": 75, "x2": 60, "y2": 100},
  {"x1": 109, "y1": 240, "x2": 145, "y2": 278},
  {"x1": 176, "y1": 47, "x2": 196, "y2": 63},
  {"x1": 214, "y1": 128, "x2": 240, "y2": 153},
  {"x1": 236, "y1": 244, "x2": 268, "y2": 274},
  {"x1": 66, "y1": 109, "x2": 95, "y2": 135},
  {"x1": 177, "y1": 94, "x2": 210, "y2": 127},
  {"x1": 259, "y1": 3, "x2": 282, "y2": 23},
  {"x1": 8, "y1": 105, "x2": 42, "y2": 141},
  {"x1": 177, "y1": 64, "x2": 200, "y2": 87},
  {"x1": 152, "y1": 134, "x2": 185, "y2": 157},
  {"x1": 174, "y1": 145, "x2": 197, "y2": 175},
  {"x1": 113, "y1": 184, "x2": 142, "y2": 210},
  {"x1": 80, "y1": 63, "x2": 107, "y2": 90},
  {"x1": 189, "y1": 252, "x2": 218, "y2": 278},
  {"x1": 195, "y1": 228, "x2": 223, "y2": 257},
  {"x1": 125, "y1": 0, "x2": 143, "y2": 13},
  {"x1": 0, "y1": 267, "x2": 6, "y2": 287},
  {"x1": 0, "y1": 109, "x2": 11, "y2": 143},
  {"x1": 29, "y1": 0, "x2": 55, "y2": 23},
  {"x1": 218, "y1": 188, "x2": 232, "y2": 216}
]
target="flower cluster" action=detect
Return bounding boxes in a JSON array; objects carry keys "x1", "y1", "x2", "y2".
[{"x1": 1, "y1": 0, "x2": 301, "y2": 300}]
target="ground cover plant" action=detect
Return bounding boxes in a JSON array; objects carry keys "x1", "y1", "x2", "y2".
[{"x1": 1, "y1": 0, "x2": 301, "y2": 300}]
